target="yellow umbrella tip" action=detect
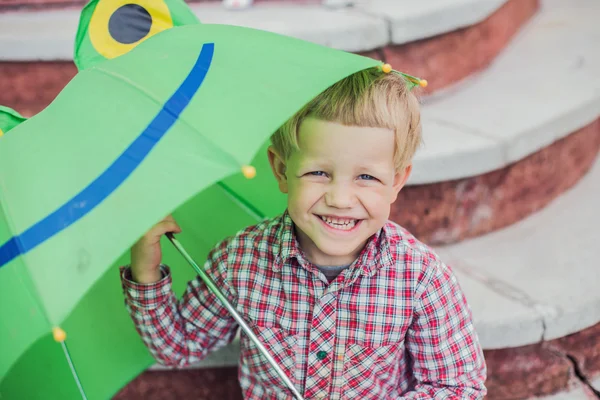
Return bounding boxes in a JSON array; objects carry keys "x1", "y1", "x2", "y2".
[
  {"x1": 53, "y1": 327, "x2": 67, "y2": 342},
  {"x1": 381, "y1": 63, "x2": 392, "y2": 74},
  {"x1": 242, "y1": 165, "x2": 256, "y2": 179},
  {"x1": 419, "y1": 79, "x2": 428, "y2": 88}
]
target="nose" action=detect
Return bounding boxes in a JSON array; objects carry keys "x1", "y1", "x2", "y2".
[{"x1": 325, "y1": 181, "x2": 355, "y2": 209}]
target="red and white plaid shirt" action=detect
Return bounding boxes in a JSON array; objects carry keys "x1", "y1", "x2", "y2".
[{"x1": 122, "y1": 212, "x2": 486, "y2": 399}]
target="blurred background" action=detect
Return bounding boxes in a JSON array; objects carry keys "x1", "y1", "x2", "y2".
[{"x1": 0, "y1": 0, "x2": 599, "y2": 399}]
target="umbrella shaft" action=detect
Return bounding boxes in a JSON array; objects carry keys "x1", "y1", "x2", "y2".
[
  {"x1": 167, "y1": 234, "x2": 304, "y2": 400},
  {"x1": 60, "y1": 341, "x2": 89, "y2": 400}
]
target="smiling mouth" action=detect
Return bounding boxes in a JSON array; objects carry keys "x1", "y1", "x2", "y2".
[{"x1": 317, "y1": 215, "x2": 361, "y2": 231}]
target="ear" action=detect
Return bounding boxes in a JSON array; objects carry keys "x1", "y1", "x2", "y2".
[
  {"x1": 267, "y1": 146, "x2": 289, "y2": 194},
  {"x1": 390, "y1": 164, "x2": 412, "y2": 203}
]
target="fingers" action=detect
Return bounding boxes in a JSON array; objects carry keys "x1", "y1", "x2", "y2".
[
  {"x1": 140, "y1": 215, "x2": 182, "y2": 244},
  {"x1": 156, "y1": 218, "x2": 182, "y2": 235},
  {"x1": 155, "y1": 214, "x2": 182, "y2": 234}
]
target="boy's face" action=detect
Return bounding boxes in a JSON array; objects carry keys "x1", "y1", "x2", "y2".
[{"x1": 268, "y1": 118, "x2": 411, "y2": 266}]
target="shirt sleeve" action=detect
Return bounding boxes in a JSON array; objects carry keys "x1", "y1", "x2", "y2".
[
  {"x1": 402, "y1": 261, "x2": 487, "y2": 399},
  {"x1": 120, "y1": 240, "x2": 238, "y2": 367}
]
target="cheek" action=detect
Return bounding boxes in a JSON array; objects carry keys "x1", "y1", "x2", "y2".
[
  {"x1": 359, "y1": 187, "x2": 395, "y2": 216},
  {"x1": 288, "y1": 180, "x2": 323, "y2": 211}
]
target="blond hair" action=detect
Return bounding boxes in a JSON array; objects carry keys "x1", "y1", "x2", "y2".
[{"x1": 270, "y1": 68, "x2": 422, "y2": 171}]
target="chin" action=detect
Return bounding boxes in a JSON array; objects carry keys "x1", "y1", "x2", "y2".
[{"x1": 317, "y1": 240, "x2": 363, "y2": 257}]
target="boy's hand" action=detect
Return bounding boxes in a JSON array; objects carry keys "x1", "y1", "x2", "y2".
[{"x1": 130, "y1": 215, "x2": 181, "y2": 284}]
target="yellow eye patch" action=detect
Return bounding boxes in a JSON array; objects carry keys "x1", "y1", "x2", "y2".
[{"x1": 88, "y1": 0, "x2": 174, "y2": 60}]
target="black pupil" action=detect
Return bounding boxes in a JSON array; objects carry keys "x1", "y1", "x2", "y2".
[{"x1": 108, "y1": 4, "x2": 153, "y2": 44}]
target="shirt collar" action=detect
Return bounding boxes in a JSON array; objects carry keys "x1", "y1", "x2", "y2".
[
  {"x1": 274, "y1": 211, "x2": 301, "y2": 270},
  {"x1": 274, "y1": 211, "x2": 394, "y2": 275},
  {"x1": 353, "y1": 224, "x2": 394, "y2": 276}
]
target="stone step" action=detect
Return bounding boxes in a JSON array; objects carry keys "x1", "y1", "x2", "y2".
[
  {"x1": 0, "y1": 0, "x2": 509, "y2": 60},
  {"x1": 410, "y1": 0, "x2": 600, "y2": 184},
  {"x1": 117, "y1": 364, "x2": 600, "y2": 399},
  {"x1": 1, "y1": 0, "x2": 592, "y2": 186},
  {"x1": 0, "y1": 0, "x2": 537, "y2": 116},
  {"x1": 353, "y1": 0, "x2": 507, "y2": 45},
  {"x1": 483, "y1": 321, "x2": 600, "y2": 398},
  {"x1": 392, "y1": 120, "x2": 600, "y2": 245},
  {"x1": 436, "y1": 155, "x2": 600, "y2": 350},
  {"x1": 389, "y1": 0, "x2": 599, "y2": 246},
  {"x1": 545, "y1": 389, "x2": 599, "y2": 400}
]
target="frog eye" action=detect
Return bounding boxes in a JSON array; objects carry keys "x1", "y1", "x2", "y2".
[
  {"x1": 75, "y1": 0, "x2": 200, "y2": 70},
  {"x1": 87, "y1": 0, "x2": 174, "y2": 60}
]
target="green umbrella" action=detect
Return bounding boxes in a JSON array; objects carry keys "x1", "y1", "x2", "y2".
[
  {"x1": 0, "y1": 106, "x2": 27, "y2": 137},
  {"x1": 74, "y1": 0, "x2": 200, "y2": 70},
  {"x1": 0, "y1": 23, "x2": 426, "y2": 399}
]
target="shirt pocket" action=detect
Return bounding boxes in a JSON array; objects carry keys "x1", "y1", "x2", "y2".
[
  {"x1": 240, "y1": 324, "x2": 299, "y2": 393},
  {"x1": 342, "y1": 341, "x2": 403, "y2": 398}
]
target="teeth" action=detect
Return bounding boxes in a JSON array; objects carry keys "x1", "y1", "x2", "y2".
[{"x1": 320, "y1": 216, "x2": 357, "y2": 230}]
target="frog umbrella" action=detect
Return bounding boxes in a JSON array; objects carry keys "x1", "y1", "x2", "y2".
[{"x1": 0, "y1": 23, "x2": 425, "y2": 399}]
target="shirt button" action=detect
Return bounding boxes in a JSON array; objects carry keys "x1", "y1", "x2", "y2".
[{"x1": 317, "y1": 351, "x2": 327, "y2": 360}]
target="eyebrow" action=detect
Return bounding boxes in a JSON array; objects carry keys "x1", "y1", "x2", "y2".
[{"x1": 296, "y1": 156, "x2": 331, "y2": 168}]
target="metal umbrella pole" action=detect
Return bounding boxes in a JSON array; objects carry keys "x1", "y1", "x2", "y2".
[{"x1": 166, "y1": 233, "x2": 304, "y2": 400}]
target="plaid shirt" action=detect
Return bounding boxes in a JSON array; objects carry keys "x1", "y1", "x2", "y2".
[{"x1": 122, "y1": 212, "x2": 486, "y2": 399}]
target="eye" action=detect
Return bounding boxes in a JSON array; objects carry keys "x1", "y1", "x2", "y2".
[
  {"x1": 308, "y1": 171, "x2": 328, "y2": 177},
  {"x1": 358, "y1": 174, "x2": 377, "y2": 181}
]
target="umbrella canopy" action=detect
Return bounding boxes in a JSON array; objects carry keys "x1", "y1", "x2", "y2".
[{"x1": 0, "y1": 22, "x2": 385, "y2": 399}]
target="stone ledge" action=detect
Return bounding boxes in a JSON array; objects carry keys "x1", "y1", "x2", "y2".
[
  {"x1": 542, "y1": 385, "x2": 600, "y2": 400},
  {"x1": 149, "y1": 336, "x2": 242, "y2": 371},
  {"x1": 484, "y1": 344, "x2": 574, "y2": 399},
  {"x1": 355, "y1": 0, "x2": 508, "y2": 45},
  {"x1": 0, "y1": 0, "x2": 513, "y2": 59},
  {"x1": 0, "y1": 0, "x2": 537, "y2": 115},
  {"x1": 548, "y1": 324, "x2": 600, "y2": 397},
  {"x1": 393, "y1": 119, "x2": 600, "y2": 245},
  {"x1": 0, "y1": 4, "x2": 387, "y2": 59},
  {"x1": 196, "y1": 4, "x2": 388, "y2": 53},
  {"x1": 383, "y1": 0, "x2": 539, "y2": 97},
  {"x1": 410, "y1": 0, "x2": 600, "y2": 184},
  {"x1": 484, "y1": 323, "x2": 600, "y2": 399},
  {"x1": 593, "y1": 376, "x2": 600, "y2": 394},
  {"x1": 435, "y1": 155, "x2": 600, "y2": 348},
  {"x1": 114, "y1": 366, "x2": 243, "y2": 400},
  {"x1": 114, "y1": 369, "x2": 600, "y2": 400},
  {"x1": 1, "y1": 0, "x2": 589, "y2": 187},
  {"x1": 118, "y1": 324, "x2": 600, "y2": 399}
]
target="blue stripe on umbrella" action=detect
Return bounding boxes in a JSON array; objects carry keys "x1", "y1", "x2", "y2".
[{"x1": 0, "y1": 42, "x2": 215, "y2": 269}]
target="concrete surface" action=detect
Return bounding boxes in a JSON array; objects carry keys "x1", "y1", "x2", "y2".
[
  {"x1": 592, "y1": 375, "x2": 600, "y2": 393},
  {"x1": 3, "y1": 1, "x2": 595, "y2": 185},
  {"x1": 435, "y1": 156, "x2": 600, "y2": 348},
  {"x1": 195, "y1": 3, "x2": 388, "y2": 52},
  {"x1": 0, "y1": 0, "x2": 508, "y2": 59},
  {"x1": 410, "y1": 0, "x2": 600, "y2": 184},
  {"x1": 355, "y1": 0, "x2": 508, "y2": 44}
]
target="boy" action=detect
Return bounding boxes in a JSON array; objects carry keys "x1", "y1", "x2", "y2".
[{"x1": 121, "y1": 68, "x2": 487, "y2": 399}]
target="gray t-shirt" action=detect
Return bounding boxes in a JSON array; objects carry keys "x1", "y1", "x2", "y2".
[{"x1": 316, "y1": 264, "x2": 351, "y2": 283}]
